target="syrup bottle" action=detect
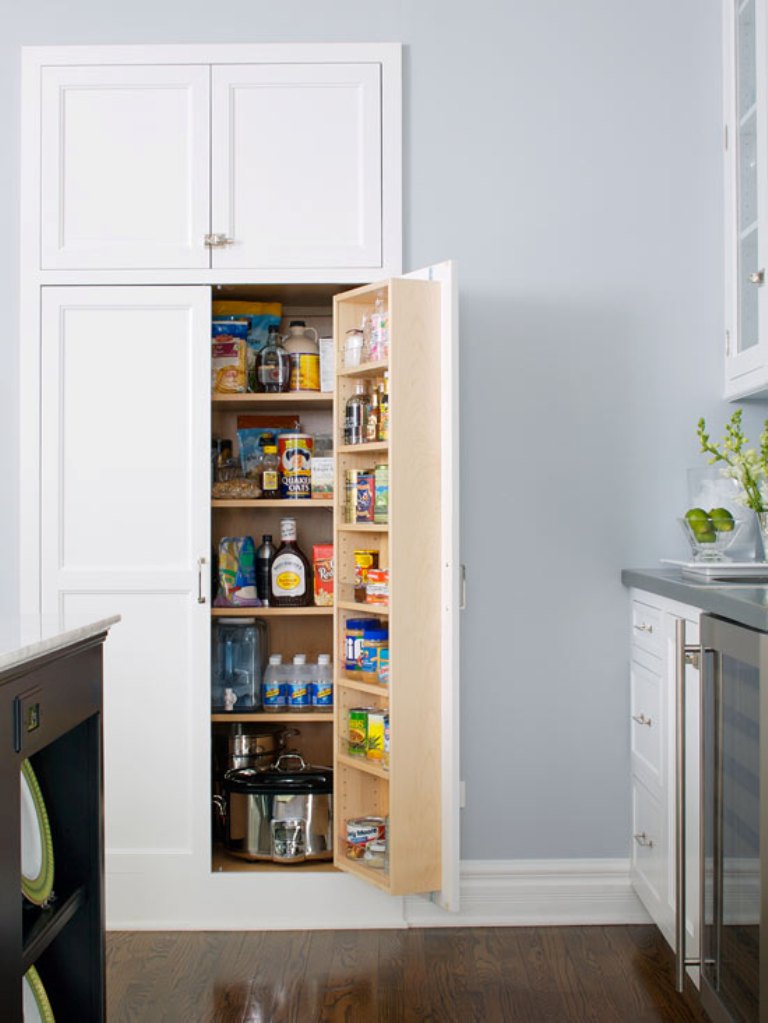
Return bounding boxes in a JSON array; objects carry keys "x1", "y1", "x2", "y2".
[{"x1": 270, "y1": 517, "x2": 312, "y2": 607}]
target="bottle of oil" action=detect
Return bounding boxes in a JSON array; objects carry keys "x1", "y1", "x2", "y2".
[{"x1": 270, "y1": 517, "x2": 312, "y2": 607}]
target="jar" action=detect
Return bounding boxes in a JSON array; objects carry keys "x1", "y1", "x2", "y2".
[{"x1": 344, "y1": 328, "x2": 364, "y2": 368}]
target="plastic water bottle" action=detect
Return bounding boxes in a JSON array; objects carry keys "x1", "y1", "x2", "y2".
[
  {"x1": 286, "y1": 654, "x2": 310, "y2": 712},
  {"x1": 312, "y1": 654, "x2": 333, "y2": 712},
  {"x1": 262, "y1": 654, "x2": 286, "y2": 712}
]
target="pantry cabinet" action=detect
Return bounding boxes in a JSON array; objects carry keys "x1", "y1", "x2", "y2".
[
  {"x1": 21, "y1": 43, "x2": 458, "y2": 929},
  {"x1": 36, "y1": 48, "x2": 396, "y2": 276},
  {"x1": 627, "y1": 590, "x2": 701, "y2": 972}
]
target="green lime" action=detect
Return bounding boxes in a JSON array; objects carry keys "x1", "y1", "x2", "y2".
[
  {"x1": 685, "y1": 507, "x2": 716, "y2": 542},
  {"x1": 709, "y1": 507, "x2": 735, "y2": 532}
]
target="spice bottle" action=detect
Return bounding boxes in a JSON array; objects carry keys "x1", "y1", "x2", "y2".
[
  {"x1": 259, "y1": 445, "x2": 280, "y2": 499},
  {"x1": 344, "y1": 383, "x2": 370, "y2": 446},
  {"x1": 270, "y1": 517, "x2": 312, "y2": 607}
]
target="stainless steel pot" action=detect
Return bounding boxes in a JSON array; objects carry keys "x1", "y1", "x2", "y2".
[
  {"x1": 221, "y1": 754, "x2": 333, "y2": 863},
  {"x1": 226, "y1": 727, "x2": 300, "y2": 772}
]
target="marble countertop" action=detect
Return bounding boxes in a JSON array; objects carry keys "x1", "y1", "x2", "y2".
[
  {"x1": 0, "y1": 614, "x2": 120, "y2": 674},
  {"x1": 622, "y1": 567, "x2": 768, "y2": 631}
]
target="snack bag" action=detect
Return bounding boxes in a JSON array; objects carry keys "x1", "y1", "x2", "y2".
[
  {"x1": 214, "y1": 536, "x2": 259, "y2": 606},
  {"x1": 212, "y1": 339, "x2": 247, "y2": 393}
]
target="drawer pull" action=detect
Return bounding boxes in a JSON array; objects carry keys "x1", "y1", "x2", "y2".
[
  {"x1": 633, "y1": 831, "x2": 654, "y2": 848},
  {"x1": 633, "y1": 623, "x2": 654, "y2": 634},
  {"x1": 632, "y1": 713, "x2": 652, "y2": 727}
]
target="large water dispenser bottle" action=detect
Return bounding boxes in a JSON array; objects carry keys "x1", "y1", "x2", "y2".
[{"x1": 211, "y1": 618, "x2": 266, "y2": 711}]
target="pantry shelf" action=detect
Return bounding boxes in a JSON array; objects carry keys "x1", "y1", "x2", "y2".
[
  {"x1": 336, "y1": 752, "x2": 390, "y2": 779},
  {"x1": 336, "y1": 600, "x2": 389, "y2": 616},
  {"x1": 211, "y1": 392, "x2": 333, "y2": 411},
  {"x1": 212, "y1": 499, "x2": 334, "y2": 509},
  {"x1": 211, "y1": 711, "x2": 333, "y2": 723},
  {"x1": 211, "y1": 607, "x2": 333, "y2": 618},
  {"x1": 338, "y1": 441, "x2": 389, "y2": 455},
  {"x1": 336, "y1": 523, "x2": 389, "y2": 533},
  {"x1": 337, "y1": 677, "x2": 389, "y2": 699},
  {"x1": 337, "y1": 359, "x2": 388, "y2": 379},
  {"x1": 336, "y1": 855, "x2": 390, "y2": 891}
]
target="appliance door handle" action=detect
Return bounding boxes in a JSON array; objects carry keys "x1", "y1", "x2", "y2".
[{"x1": 674, "y1": 619, "x2": 701, "y2": 992}]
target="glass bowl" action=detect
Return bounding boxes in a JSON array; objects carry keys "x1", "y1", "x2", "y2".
[{"x1": 679, "y1": 516, "x2": 743, "y2": 562}]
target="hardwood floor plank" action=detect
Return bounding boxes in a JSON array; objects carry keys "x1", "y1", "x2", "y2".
[{"x1": 106, "y1": 924, "x2": 711, "y2": 1023}]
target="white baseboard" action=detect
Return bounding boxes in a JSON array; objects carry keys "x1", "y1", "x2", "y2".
[{"x1": 405, "y1": 858, "x2": 653, "y2": 927}]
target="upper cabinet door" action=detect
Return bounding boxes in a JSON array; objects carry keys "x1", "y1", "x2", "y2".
[
  {"x1": 723, "y1": 0, "x2": 768, "y2": 397},
  {"x1": 41, "y1": 65, "x2": 211, "y2": 270},
  {"x1": 211, "y1": 64, "x2": 382, "y2": 270}
]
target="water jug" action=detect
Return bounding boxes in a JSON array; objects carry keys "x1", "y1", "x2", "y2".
[{"x1": 211, "y1": 617, "x2": 267, "y2": 710}]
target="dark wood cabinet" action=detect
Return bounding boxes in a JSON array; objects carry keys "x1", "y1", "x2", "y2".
[{"x1": 1, "y1": 630, "x2": 108, "y2": 1022}]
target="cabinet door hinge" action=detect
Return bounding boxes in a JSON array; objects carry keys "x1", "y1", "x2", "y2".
[
  {"x1": 725, "y1": 124, "x2": 729, "y2": 151},
  {"x1": 725, "y1": 330, "x2": 731, "y2": 357}
]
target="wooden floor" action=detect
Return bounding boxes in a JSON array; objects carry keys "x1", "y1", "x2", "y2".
[{"x1": 106, "y1": 925, "x2": 709, "y2": 1023}]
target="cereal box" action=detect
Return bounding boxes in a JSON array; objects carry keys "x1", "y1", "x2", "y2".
[{"x1": 313, "y1": 543, "x2": 334, "y2": 606}]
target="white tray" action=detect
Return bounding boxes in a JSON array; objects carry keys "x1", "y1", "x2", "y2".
[{"x1": 661, "y1": 558, "x2": 768, "y2": 581}]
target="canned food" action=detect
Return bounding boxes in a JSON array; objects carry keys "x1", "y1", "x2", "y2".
[
  {"x1": 344, "y1": 470, "x2": 361, "y2": 523},
  {"x1": 279, "y1": 434, "x2": 313, "y2": 500},
  {"x1": 348, "y1": 708, "x2": 369, "y2": 756},
  {"x1": 356, "y1": 472, "x2": 375, "y2": 522},
  {"x1": 345, "y1": 816, "x2": 387, "y2": 860}
]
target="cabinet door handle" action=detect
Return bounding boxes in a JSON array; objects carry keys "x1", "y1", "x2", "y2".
[
  {"x1": 633, "y1": 831, "x2": 653, "y2": 848},
  {"x1": 632, "y1": 713, "x2": 652, "y2": 727},
  {"x1": 197, "y1": 557, "x2": 207, "y2": 604},
  {"x1": 204, "y1": 233, "x2": 233, "y2": 247},
  {"x1": 633, "y1": 622, "x2": 653, "y2": 633},
  {"x1": 749, "y1": 268, "x2": 765, "y2": 285}
]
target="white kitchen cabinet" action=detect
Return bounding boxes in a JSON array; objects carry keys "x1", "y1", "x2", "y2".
[
  {"x1": 628, "y1": 590, "x2": 701, "y2": 973},
  {"x1": 30, "y1": 268, "x2": 459, "y2": 927},
  {"x1": 211, "y1": 64, "x2": 382, "y2": 270},
  {"x1": 35, "y1": 47, "x2": 398, "y2": 277},
  {"x1": 41, "y1": 65, "x2": 212, "y2": 271},
  {"x1": 40, "y1": 287, "x2": 212, "y2": 866},
  {"x1": 723, "y1": 0, "x2": 768, "y2": 397}
]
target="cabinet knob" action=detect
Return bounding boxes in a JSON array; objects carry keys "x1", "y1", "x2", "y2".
[
  {"x1": 204, "y1": 233, "x2": 233, "y2": 247},
  {"x1": 633, "y1": 831, "x2": 653, "y2": 848},
  {"x1": 631, "y1": 713, "x2": 652, "y2": 727},
  {"x1": 749, "y1": 269, "x2": 765, "y2": 285},
  {"x1": 633, "y1": 622, "x2": 653, "y2": 634}
]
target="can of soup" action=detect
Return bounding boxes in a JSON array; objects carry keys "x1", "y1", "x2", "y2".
[{"x1": 278, "y1": 433, "x2": 313, "y2": 499}]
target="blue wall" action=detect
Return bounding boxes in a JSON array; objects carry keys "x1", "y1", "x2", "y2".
[{"x1": 3, "y1": 0, "x2": 762, "y2": 859}]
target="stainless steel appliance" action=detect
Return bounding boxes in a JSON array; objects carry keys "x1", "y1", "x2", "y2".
[
  {"x1": 220, "y1": 754, "x2": 333, "y2": 863},
  {"x1": 697, "y1": 614, "x2": 766, "y2": 1023}
]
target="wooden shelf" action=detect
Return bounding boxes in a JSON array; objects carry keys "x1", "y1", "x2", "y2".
[
  {"x1": 336, "y1": 522, "x2": 389, "y2": 532},
  {"x1": 212, "y1": 498, "x2": 333, "y2": 509},
  {"x1": 337, "y1": 359, "x2": 389, "y2": 379},
  {"x1": 211, "y1": 606, "x2": 333, "y2": 617},
  {"x1": 211, "y1": 711, "x2": 333, "y2": 723},
  {"x1": 212, "y1": 392, "x2": 332, "y2": 411},
  {"x1": 337, "y1": 676, "x2": 389, "y2": 699},
  {"x1": 336, "y1": 600, "x2": 389, "y2": 617},
  {"x1": 338, "y1": 441, "x2": 389, "y2": 455},
  {"x1": 211, "y1": 845, "x2": 338, "y2": 874},
  {"x1": 334, "y1": 854, "x2": 390, "y2": 891},
  {"x1": 336, "y1": 752, "x2": 390, "y2": 779}
]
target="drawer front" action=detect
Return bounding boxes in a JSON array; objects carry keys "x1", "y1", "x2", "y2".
[
  {"x1": 630, "y1": 659, "x2": 662, "y2": 788},
  {"x1": 630, "y1": 777, "x2": 669, "y2": 933},
  {"x1": 631, "y1": 599, "x2": 663, "y2": 656}
]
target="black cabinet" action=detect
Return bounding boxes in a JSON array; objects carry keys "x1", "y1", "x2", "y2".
[{"x1": 1, "y1": 631, "x2": 107, "y2": 1022}]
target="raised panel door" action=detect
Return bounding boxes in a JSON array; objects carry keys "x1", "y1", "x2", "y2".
[
  {"x1": 211, "y1": 64, "x2": 382, "y2": 269},
  {"x1": 40, "y1": 286, "x2": 211, "y2": 877},
  {"x1": 41, "y1": 66, "x2": 211, "y2": 270}
]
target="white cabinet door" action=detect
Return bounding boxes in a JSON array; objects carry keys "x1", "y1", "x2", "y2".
[
  {"x1": 211, "y1": 64, "x2": 382, "y2": 269},
  {"x1": 723, "y1": 0, "x2": 768, "y2": 397},
  {"x1": 40, "y1": 286, "x2": 211, "y2": 882},
  {"x1": 41, "y1": 66, "x2": 211, "y2": 269}
]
